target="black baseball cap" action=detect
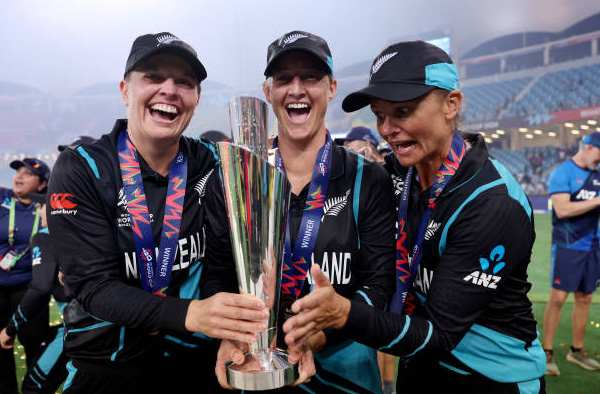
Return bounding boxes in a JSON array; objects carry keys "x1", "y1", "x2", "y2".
[
  {"x1": 342, "y1": 40, "x2": 459, "y2": 112},
  {"x1": 124, "y1": 32, "x2": 207, "y2": 82},
  {"x1": 10, "y1": 158, "x2": 51, "y2": 183},
  {"x1": 335, "y1": 126, "x2": 378, "y2": 147},
  {"x1": 264, "y1": 30, "x2": 333, "y2": 76}
]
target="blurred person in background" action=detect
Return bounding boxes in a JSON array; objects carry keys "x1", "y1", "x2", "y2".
[
  {"x1": 47, "y1": 32, "x2": 269, "y2": 394},
  {"x1": 542, "y1": 132, "x2": 600, "y2": 376},
  {"x1": 216, "y1": 30, "x2": 396, "y2": 394},
  {"x1": 0, "y1": 190, "x2": 69, "y2": 394},
  {"x1": 0, "y1": 158, "x2": 51, "y2": 394},
  {"x1": 283, "y1": 40, "x2": 546, "y2": 394},
  {"x1": 335, "y1": 126, "x2": 383, "y2": 162},
  {"x1": 199, "y1": 129, "x2": 230, "y2": 145}
]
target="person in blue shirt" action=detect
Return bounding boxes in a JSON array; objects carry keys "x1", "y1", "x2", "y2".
[
  {"x1": 543, "y1": 132, "x2": 600, "y2": 375},
  {"x1": 0, "y1": 158, "x2": 51, "y2": 394}
]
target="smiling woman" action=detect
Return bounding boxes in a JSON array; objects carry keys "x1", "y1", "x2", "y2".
[
  {"x1": 45, "y1": 32, "x2": 270, "y2": 394},
  {"x1": 283, "y1": 40, "x2": 547, "y2": 394}
]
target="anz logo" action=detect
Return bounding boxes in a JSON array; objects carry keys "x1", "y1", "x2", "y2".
[
  {"x1": 575, "y1": 189, "x2": 598, "y2": 201},
  {"x1": 463, "y1": 245, "x2": 506, "y2": 289}
]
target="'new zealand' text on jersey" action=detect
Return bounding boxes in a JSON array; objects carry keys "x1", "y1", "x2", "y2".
[
  {"x1": 548, "y1": 160, "x2": 600, "y2": 251},
  {"x1": 343, "y1": 133, "x2": 545, "y2": 385},
  {"x1": 47, "y1": 120, "x2": 234, "y2": 367}
]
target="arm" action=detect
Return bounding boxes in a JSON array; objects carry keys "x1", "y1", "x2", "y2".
[
  {"x1": 351, "y1": 164, "x2": 396, "y2": 310},
  {"x1": 321, "y1": 163, "x2": 396, "y2": 349},
  {"x1": 285, "y1": 194, "x2": 534, "y2": 358},
  {"x1": 551, "y1": 193, "x2": 600, "y2": 219},
  {"x1": 4, "y1": 233, "x2": 56, "y2": 338}
]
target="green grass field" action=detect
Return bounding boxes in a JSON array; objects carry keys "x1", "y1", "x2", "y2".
[{"x1": 11, "y1": 213, "x2": 600, "y2": 393}]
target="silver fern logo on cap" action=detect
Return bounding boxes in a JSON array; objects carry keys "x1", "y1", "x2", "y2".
[
  {"x1": 156, "y1": 34, "x2": 179, "y2": 47},
  {"x1": 282, "y1": 33, "x2": 308, "y2": 47},
  {"x1": 371, "y1": 52, "x2": 398, "y2": 76}
]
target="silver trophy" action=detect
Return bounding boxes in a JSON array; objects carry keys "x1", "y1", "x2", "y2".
[{"x1": 217, "y1": 96, "x2": 298, "y2": 390}]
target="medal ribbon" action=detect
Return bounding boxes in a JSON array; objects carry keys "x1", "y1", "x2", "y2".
[
  {"x1": 390, "y1": 130, "x2": 466, "y2": 313},
  {"x1": 274, "y1": 132, "x2": 333, "y2": 297},
  {"x1": 118, "y1": 130, "x2": 187, "y2": 295}
]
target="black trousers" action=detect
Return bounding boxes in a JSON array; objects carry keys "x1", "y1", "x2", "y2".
[{"x1": 0, "y1": 284, "x2": 49, "y2": 394}]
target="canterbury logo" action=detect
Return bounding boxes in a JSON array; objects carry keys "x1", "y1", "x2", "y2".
[
  {"x1": 282, "y1": 33, "x2": 308, "y2": 47},
  {"x1": 156, "y1": 34, "x2": 179, "y2": 46},
  {"x1": 371, "y1": 52, "x2": 398, "y2": 76},
  {"x1": 322, "y1": 190, "x2": 351, "y2": 221},
  {"x1": 50, "y1": 193, "x2": 77, "y2": 210}
]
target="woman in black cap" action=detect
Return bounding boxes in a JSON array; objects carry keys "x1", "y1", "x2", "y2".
[
  {"x1": 217, "y1": 30, "x2": 396, "y2": 394},
  {"x1": 283, "y1": 40, "x2": 546, "y2": 393},
  {"x1": 47, "y1": 32, "x2": 268, "y2": 394},
  {"x1": 0, "y1": 158, "x2": 51, "y2": 394}
]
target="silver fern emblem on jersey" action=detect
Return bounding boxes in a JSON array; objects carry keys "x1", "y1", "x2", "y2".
[
  {"x1": 117, "y1": 188, "x2": 128, "y2": 208},
  {"x1": 371, "y1": 52, "x2": 398, "y2": 76},
  {"x1": 391, "y1": 174, "x2": 404, "y2": 196},
  {"x1": 194, "y1": 169, "x2": 214, "y2": 204},
  {"x1": 156, "y1": 34, "x2": 179, "y2": 46},
  {"x1": 424, "y1": 221, "x2": 441, "y2": 241},
  {"x1": 283, "y1": 33, "x2": 308, "y2": 47},
  {"x1": 322, "y1": 189, "x2": 351, "y2": 221}
]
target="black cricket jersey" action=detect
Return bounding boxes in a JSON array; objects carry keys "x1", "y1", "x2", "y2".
[
  {"x1": 47, "y1": 119, "x2": 236, "y2": 369},
  {"x1": 269, "y1": 143, "x2": 397, "y2": 394},
  {"x1": 344, "y1": 133, "x2": 546, "y2": 387}
]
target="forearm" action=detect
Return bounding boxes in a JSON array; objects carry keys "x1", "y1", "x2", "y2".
[{"x1": 553, "y1": 195, "x2": 600, "y2": 219}]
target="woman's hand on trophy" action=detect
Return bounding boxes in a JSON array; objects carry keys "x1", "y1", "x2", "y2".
[
  {"x1": 185, "y1": 293, "x2": 269, "y2": 343},
  {"x1": 288, "y1": 342, "x2": 315, "y2": 386},
  {"x1": 283, "y1": 264, "x2": 351, "y2": 346},
  {"x1": 215, "y1": 339, "x2": 249, "y2": 390}
]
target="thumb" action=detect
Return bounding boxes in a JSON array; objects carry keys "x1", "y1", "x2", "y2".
[{"x1": 311, "y1": 264, "x2": 330, "y2": 288}]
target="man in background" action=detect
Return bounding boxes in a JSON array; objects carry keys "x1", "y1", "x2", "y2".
[{"x1": 543, "y1": 131, "x2": 600, "y2": 375}]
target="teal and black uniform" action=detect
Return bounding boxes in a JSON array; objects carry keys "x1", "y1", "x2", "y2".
[
  {"x1": 343, "y1": 133, "x2": 546, "y2": 393},
  {"x1": 47, "y1": 120, "x2": 234, "y2": 394}
]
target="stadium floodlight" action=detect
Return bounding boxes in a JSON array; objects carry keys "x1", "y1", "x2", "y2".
[
  {"x1": 581, "y1": 125, "x2": 589, "y2": 130},
  {"x1": 571, "y1": 129, "x2": 580, "y2": 135},
  {"x1": 588, "y1": 120, "x2": 598, "y2": 125},
  {"x1": 485, "y1": 137, "x2": 493, "y2": 144},
  {"x1": 479, "y1": 131, "x2": 486, "y2": 136},
  {"x1": 525, "y1": 134, "x2": 534, "y2": 139},
  {"x1": 596, "y1": 127, "x2": 600, "y2": 132},
  {"x1": 496, "y1": 129, "x2": 505, "y2": 135},
  {"x1": 548, "y1": 132, "x2": 557, "y2": 137},
  {"x1": 564, "y1": 122, "x2": 574, "y2": 128},
  {"x1": 519, "y1": 127, "x2": 528, "y2": 133},
  {"x1": 534, "y1": 129, "x2": 543, "y2": 135},
  {"x1": 491, "y1": 134, "x2": 499, "y2": 139}
]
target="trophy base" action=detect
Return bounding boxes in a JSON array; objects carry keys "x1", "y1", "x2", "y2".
[{"x1": 226, "y1": 349, "x2": 299, "y2": 391}]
